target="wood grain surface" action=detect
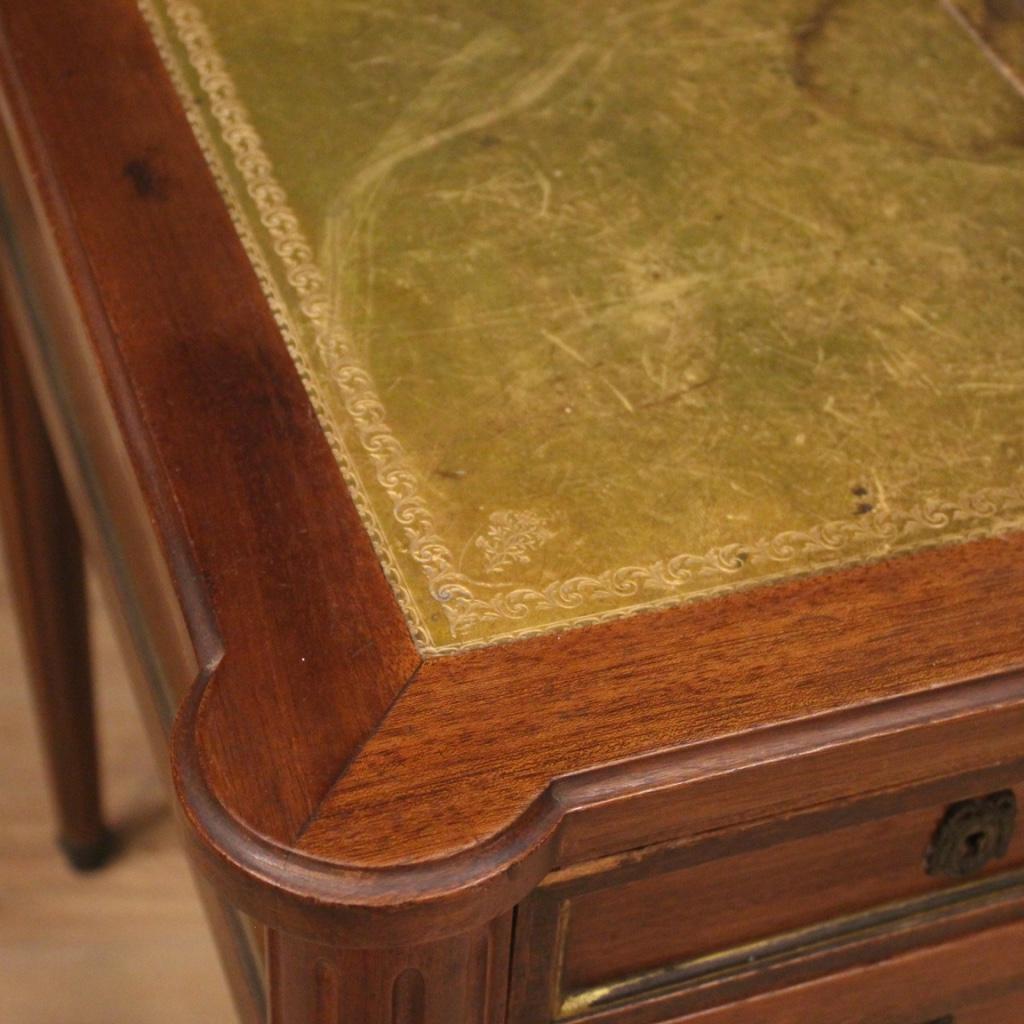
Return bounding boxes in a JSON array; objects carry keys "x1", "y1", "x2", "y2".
[
  {"x1": 561, "y1": 785, "x2": 1024, "y2": 993},
  {"x1": 301, "y1": 533, "x2": 1024, "y2": 867}
]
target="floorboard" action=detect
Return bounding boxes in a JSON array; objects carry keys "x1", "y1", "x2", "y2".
[{"x1": 0, "y1": 549, "x2": 234, "y2": 1023}]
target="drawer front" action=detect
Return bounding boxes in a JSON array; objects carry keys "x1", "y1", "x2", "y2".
[
  {"x1": 511, "y1": 780, "x2": 1024, "y2": 1022},
  {"x1": 663, "y1": 917, "x2": 1024, "y2": 1024},
  {"x1": 668, "y1": 913, "x2": 1024, "y2": 1024}
]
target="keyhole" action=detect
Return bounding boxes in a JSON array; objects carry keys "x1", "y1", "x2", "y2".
[
  {"x1": 926, "y1": 791, "x2": 1016, "y2": 878},
  {"x1": 962, "y1": 829, "x2": 989, "y2": 859}
]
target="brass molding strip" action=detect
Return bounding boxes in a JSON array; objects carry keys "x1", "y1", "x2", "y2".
[{"x1": 558, "y1": 869, "x2": 1024, "y2": 1018}]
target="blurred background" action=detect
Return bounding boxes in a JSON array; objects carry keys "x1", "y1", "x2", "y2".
[{"x1": 0, "y1": 548, "x2": 233, "y2": 1023}]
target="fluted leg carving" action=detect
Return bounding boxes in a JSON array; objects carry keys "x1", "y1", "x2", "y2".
[{"x1": 266, "y1": 915, "x2": 512, "y2": 1024}]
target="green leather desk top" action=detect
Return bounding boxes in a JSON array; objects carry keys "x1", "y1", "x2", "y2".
[{"x1": 141, "y1": 0, "x2": 1024, "y2": 652}]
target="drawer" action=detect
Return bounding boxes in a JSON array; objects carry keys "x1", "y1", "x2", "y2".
[
  {"x1": 668, "y1": 911, "x2": 1024, "y2": 1024},
  {"x1": 511, "y1": 781, "x2": 1024, "y2": 1022}
]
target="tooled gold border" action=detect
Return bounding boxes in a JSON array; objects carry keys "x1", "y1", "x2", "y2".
[{"x1": 138, "y1": 0, "x2": 1024, "y2": 655}]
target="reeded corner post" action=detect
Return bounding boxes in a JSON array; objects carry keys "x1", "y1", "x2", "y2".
[{"x1": 264, "y1": 916, "x2": 512, "y2": 1024}]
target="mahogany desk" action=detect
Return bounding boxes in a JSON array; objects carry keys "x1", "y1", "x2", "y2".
[{"x1": 3, "y1": 1, "x2": 1024, "y2": 1021}]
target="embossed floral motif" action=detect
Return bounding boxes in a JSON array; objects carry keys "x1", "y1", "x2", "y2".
[{"x1": 475, "y1": 511, "x2": 555, "y2": 575}]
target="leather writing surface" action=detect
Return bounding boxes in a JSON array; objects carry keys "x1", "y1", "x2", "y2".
[{"x1": 140, "y1": 0, "x2": 1024, "y2": 650}]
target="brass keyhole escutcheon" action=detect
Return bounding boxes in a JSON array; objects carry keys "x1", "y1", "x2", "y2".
[{"x1": 926, "y1": 791, "x2": 1017, "y2": 879}]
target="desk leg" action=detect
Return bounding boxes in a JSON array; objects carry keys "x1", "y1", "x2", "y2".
[
  {"x1": 266, "y1": 916, "x2": 511, "y2": 1024},
  {"x1": 0, "y1": 308, "x2": 111, "y2": 870}
]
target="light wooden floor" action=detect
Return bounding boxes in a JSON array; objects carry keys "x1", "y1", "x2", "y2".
[{"x1": 0, "y1": 550, "x2": 235, "y2": 1023}]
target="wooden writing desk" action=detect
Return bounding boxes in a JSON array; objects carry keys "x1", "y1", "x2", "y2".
[{"x1": 2, "y1": 1, "x2": 1024, "y2": 1020}]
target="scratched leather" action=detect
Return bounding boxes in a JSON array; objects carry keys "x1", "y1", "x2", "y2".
[{"x1": 144, "y1": 0, "x2": 1024, "y2": 650}]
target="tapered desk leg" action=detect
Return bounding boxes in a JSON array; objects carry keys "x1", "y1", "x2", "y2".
[{"x1": 0, "y1": 304, "x2": 111, "y2": 871}]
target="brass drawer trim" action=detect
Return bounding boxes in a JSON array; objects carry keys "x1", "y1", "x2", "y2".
[{"x1": 557, "y1": 869, "x2": 1024, "y2": 1018}]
